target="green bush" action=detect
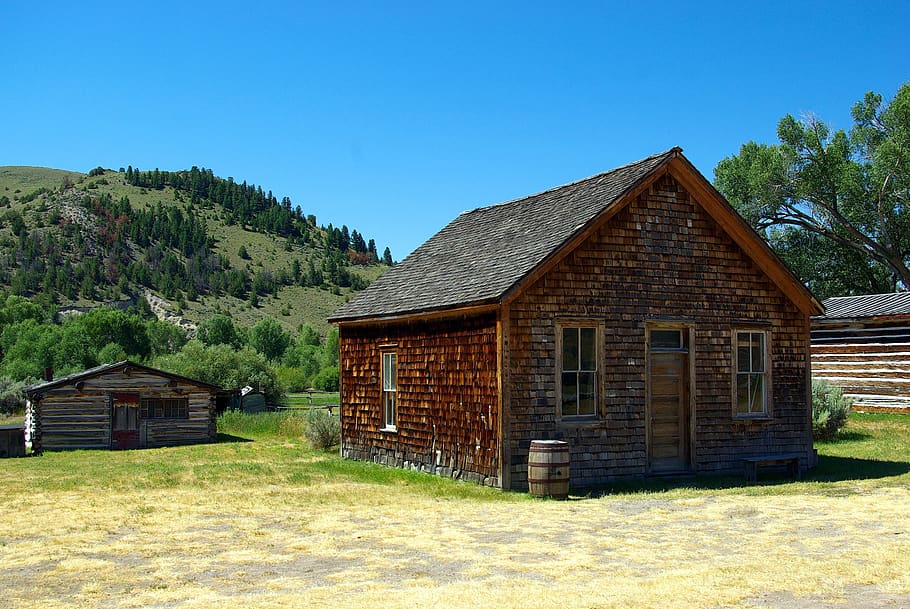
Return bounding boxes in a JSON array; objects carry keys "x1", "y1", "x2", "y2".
[
  {"x1": 0, "y1": 376, "x2": 30, "y2": 415},
  {"x1": 311, "y1": 365, "x2": 339, "y2": 392},
  {"x1": 304, "y1": 408, "x2": 340, "y2": 450},
  {"x1": 812, "y1": 379, "x2": 852, "y2": 441}
]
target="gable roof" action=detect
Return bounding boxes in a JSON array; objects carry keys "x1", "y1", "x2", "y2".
[
  {"x1": 815, "y1": 292, "x2": 910, "y2": 321},
  {"x1": 331, "y1": 148, "x2": 822, "y2": 324},
  {"x1": 25, "y1": 360, "x2": 224, "y2": 397}
]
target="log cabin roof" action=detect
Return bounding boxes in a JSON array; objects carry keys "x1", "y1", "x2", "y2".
[
  {"x1": 330, "y1": 147, "x2": 822, "y2": 323},
  {"x1": 25, "y1": 360, "x2": 224, "y2": 397},
  {"x1": 814, "y1": 292, "x2": 910, "y2": 322}
]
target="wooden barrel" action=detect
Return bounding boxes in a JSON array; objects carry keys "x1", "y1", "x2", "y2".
[{"x1": 528, "y1": 440, "x2": 570, "y2": 498}]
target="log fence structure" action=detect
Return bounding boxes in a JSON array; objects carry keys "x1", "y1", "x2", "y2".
[{"x1": 331, "y1": 148, "x2": 823, "y2": 491}]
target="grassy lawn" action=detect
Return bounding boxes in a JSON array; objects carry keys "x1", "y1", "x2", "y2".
[
  {"x1": 0, "y1": 413, "x2": 908, "y2": 609},
  {"x1": 286, "y1": 391, "x2": 340, "y2": 408}
]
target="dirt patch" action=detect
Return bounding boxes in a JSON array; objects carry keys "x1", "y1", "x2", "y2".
[{"x1": 2, "y1": 486, "x2": 908, "y2": 608}]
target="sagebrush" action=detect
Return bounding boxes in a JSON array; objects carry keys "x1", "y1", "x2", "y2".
[
  {"x1": 0, "y1": 375, "x2": 30, "y2": 415},
  {"x1": 304, "y1": 407, "x2": 340, "y2": 450},
  {"x1": 812, "y1": 379, "x2": 852, "y2": 440}
]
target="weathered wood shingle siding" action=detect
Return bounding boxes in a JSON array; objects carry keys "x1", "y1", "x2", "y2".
[
  {"x1": 505, "y1": 174, "x2": 813, "y2": 488},
  {"x1": 339, "y1": 314, "x2": 500, "y2": 485}
]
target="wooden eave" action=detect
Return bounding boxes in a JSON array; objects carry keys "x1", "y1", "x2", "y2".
[
  {"x1": 26, "y1": 360, "x2": 223, "y2": 398},
  {"x1": 811, "y1": 313, "x2": 910, "y2": 327},
  {"x1": 332, "y1": 302, "x2": 502, "y2": 328},
  {"x1": 666, "y1": 155, "x2": 823, "y2": 317},
  {"x1": 501, "y1": 152, "x2": 824, "y2": 317}
]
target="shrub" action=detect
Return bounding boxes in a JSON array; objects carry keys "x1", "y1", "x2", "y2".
[
  {"x1": 311, "y1": 365, "x2": 339, "y2": 392},
  {"x1": 0, "y1": 375, "x2": 30, "y2": 415},
  {"x1": 812, "y1": 379, "x2": 852, "y2": 440},
  {"x1": 276, "y1": 365, "x2": 310, "y2": 393},
  {"x1": 304, "y1": 408, "x2": 340, "y2": 450}
]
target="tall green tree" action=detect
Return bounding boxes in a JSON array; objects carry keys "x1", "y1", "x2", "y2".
[
  {"x1": 714, "y1": 82, "x2": 910, "y2": 297},
  {"x1": 249, "y1": 317, "x2": 290, "y2": 361},
  {"x1": 196, "y1": 314, "x2": 241, "y2": 348}
]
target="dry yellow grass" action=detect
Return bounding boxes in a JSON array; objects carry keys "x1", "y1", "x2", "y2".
[{"x1": 1, "y1": 421, "x2": 909, "y2": 609}]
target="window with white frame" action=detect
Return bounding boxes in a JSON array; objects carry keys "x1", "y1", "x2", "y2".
[
  {"x1": 735, "y1": 331, "x2": 768, "y2": 416},
  {"x1": 560, "y1": 326, "x2": 598, "y2": 418},
  {"x1": 381, "y1": 351, "x2": 397, "y2": 429}
]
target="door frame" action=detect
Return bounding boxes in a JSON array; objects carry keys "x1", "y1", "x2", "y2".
[{"x1": 644, "y1": 321, "x2": 696, "y2": 474}]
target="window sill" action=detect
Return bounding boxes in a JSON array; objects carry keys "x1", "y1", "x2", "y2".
[
  {"x1": 733, "y1": 414, "x2": 773, "y2": 423},
  {"x1": 560, "y1": 416, "x2": 599, "y2": 425},
  {"x1": 380, "y1": 426, "x2": 398, "y2": 434}
]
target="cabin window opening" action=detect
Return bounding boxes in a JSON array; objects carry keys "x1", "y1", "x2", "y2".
[
  {"x1": 734, "y1": 331, "x2": 769, "y2": 416},
  {"x1": 560, "y1": 326, "x2": 598, "y2": 418},
  {"x1": 140, "y1": 397, "x2": 189, "y2": 419},
  {"x1": 381, "y1": 351, "x2": 397, "y2": 430}
]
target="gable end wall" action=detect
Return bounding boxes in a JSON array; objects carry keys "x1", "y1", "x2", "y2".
[{"x1": 506, "y1": 174, "x2": 812, "y2": 489}]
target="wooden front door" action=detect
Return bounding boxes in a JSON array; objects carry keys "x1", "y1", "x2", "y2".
[
  {"x1": 112, "y1": 393, "x2": 140, "y2": 450},
  {"x1": 647, "y1": 329, "x2": 691, "y2": 473}
]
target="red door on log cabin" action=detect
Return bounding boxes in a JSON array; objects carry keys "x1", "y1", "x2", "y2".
[{"x1": 112, "y1": 392, "x2": 140, "y2": 450}]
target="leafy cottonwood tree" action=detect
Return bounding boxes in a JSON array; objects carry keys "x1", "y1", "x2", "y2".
[{"x1": 714, "y1": 82, "x2": 910, "y2": 297}]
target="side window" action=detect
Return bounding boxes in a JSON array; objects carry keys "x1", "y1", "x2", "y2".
[
  {"x1": 735, "y1": 331, "x2": 769, "y2": 416},
  {"x1": 560, "y1": 326, "x2": 598, "y2": 418},
  {"x1": 382, "y1": 351, "x2": 397, "y2": 430}
]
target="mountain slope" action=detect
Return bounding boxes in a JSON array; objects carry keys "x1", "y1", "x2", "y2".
[{"x1": 0, "y1": 165, "x2": 390, "y2": 335}]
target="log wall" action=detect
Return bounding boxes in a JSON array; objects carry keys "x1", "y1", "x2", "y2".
[
  {"x1": 339, "y1": 314, "x2": 500, "y2": 486},
  {"x1": 29, "y1": 369, "x2": 217, "y2": 452},
  {"x1": 811, "y1": 320, "x2": 910, "y2": 412},
  {"x1": 506, "y1": 174, "x2": 813, "y2": 489}
]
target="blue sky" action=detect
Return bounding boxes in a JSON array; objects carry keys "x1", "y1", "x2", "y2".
[{"x1": 3, "y1": 1, "x2": 908, "y2": 261}]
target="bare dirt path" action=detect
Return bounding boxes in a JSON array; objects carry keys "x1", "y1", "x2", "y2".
[{"x1": 2, "y1": 482, "x2": 908, "y2": 608}]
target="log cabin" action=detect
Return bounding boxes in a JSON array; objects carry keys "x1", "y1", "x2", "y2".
[
  {"x1": 812, "y1": 292, "x2": 910, "y2": 412},
  {"x1": 329, "y1": 148, "x2": 824, "y2": 490},
  {"x1": 25, "y1": 361, "x2": 223, "y2": 452}
]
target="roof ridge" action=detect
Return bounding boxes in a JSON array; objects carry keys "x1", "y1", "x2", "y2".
[{"x1": 461, "y1": 147, "x2": 681, "y2": 217}]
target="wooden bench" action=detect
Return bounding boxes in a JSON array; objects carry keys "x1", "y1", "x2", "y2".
[{"x1": 742, "y1": 453, "x2": 802, "y2": 483}]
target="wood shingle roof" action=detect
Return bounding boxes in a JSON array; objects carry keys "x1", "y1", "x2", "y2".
[
  {"x1": 330, "y1": 147, "x2": 823, "y2": 323},
  {"x1": 330, "y1": 149, "x2": 679, "y2": 323}
]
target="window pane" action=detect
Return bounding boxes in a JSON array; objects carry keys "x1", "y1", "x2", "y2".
[
  {"x1": 384, "y1": 392, "x2": 395, "y2": 426},
  {"x1": 651, "y1": 330, "x2": 682, "y2": 350},
  {"x1": 578, "y1": 371, "x2": 596, "y2": 416},
  {"x1": 737, "y1": 333, "x2": 752, "y2": 373},
  {"x1": 383, "y1": 353, "x2": 396, "y2": 391},
  {"x1": 580, "y1": 328, "x2": 596, "y2": 370},
  {"x1": 562, "y1": 328, "x2": 579, "y2": 371},
  {"x1": 748, "y1": 374, "x2": 764, "y2": 413},
  {"x1": 751, "y1": 334, "x2": 765, "y2": 373},
  {"x1": 561, "y1": 372, "x2": 578, "y2": 416},
  {"x1": 736, "y1": 375, "x2": 750, "y2": 414}
]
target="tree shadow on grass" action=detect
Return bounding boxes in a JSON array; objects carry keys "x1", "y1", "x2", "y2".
[
  {"x1": 809, "y1": 454, "x2": 910, "y2": 482},
  {"x1": 216, "y1": 433, "x2": 253, "y2": 443},
  {"x1": 579, "y1": 455, "x2": 910, "y2": 498}
]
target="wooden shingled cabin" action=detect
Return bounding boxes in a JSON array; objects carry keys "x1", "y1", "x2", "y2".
[
  {"x1": 329, "y1": 148, "x2": 824, "y2": 490},
  {"x1": 25, "y1": 361, "x2": 224, "y2": 452},
  {"x1": 812, "y1": 292, "x2": 910, "y2": 412}
]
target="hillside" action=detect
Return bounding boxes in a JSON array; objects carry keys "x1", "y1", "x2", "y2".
[{"x1": 0, "y1": 165, "x2": 391, "y2": 336}]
